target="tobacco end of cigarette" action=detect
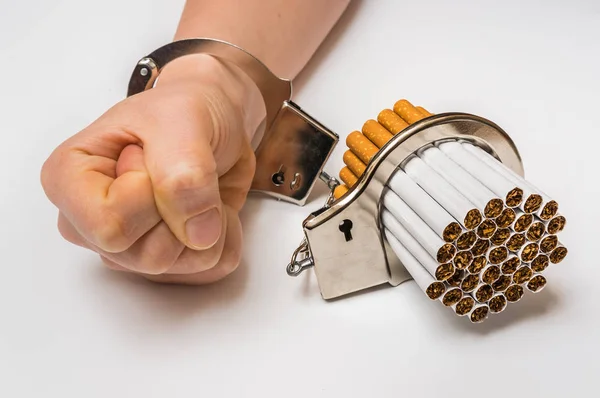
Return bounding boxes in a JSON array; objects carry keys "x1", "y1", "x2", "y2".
[
  {"x1": 496, "y1": 208, "x2": 516, "y2": 228},
  {"x1": 477, "y1": 219, "x2": 497, "y2": 239},
  {"x1": 513, "y1": 266, "x2": 533, "y2": 285},
  {"x1": 540, "y1": 200, "x2": 559, "y2": 221},
  {"x1": 489, "y1": 247, "x2": 509, "y2": 265},
  {"x1": 490, "y1": 228, "x2": 511, "y2": 246},
  {"x1": 524, "y1": 194, "x2": 543, "y2": 213},
  {"x1": 426, "y1": 282, "x2": 446, "y2": 300},
  {"x1": 505, "y1": 188, "x2": 524, "y2": 207},
  {"x1": 456, "y1": 231, "x2": 477, "y2": 250},
  {"x1": 470, "y1": 306, "x2": 489, "y2": 323},
  {"x1": 447, "y1": 269, "x2": 464, "y2": 287},
  {"x1": 531, "y1": 254, "x2": 550, "y2": 272},
  {"x1": 489, "y1": 295, "x2": 507, "y2": 313},
  {"x1": 514, "y1": 214, "x2": 534, "y2": 233},
  {"x1": 527, "y1": 275, "x2": 548, "y2": 293},
  {"x1": 506, "y1": 233, "x2": 526, "y2": 252},
  {"x1": 548, "y1": 216, "x2": 566, "y2": 235},
  {"x1": 469, "y1": 256, "x2": 487, "y2": 274},
  {"x1": 475, "y1": 284, "x2": 494, "y2": 302},
  {"x1": 549, "y1": 246, "x2": 568, "y2": 264},
  {"x1": 435, "y1": 263, "x2": 456, "y2": 281},
  {"x1": 471, "y1": 239, "x2": 491, "y2": 257},
  {"x1": 482, "y1": 265, "x2": 501, "y2": 284},
  {"x1": 484, "y1": 199, "x2": 504, "y2": 219},
  {"x1": 505, "y1": 284, "x2": 524, "y2": 302},
  {"x1": 492, "y1": 275, "x2": 512, "y2": 292},
  {"x1": 333, "y1": 184, "x2": 349, "y2": 199},
  {"x1": 526, "y1": 222, "x2": 546, "y2": 242},
  {"x1": 461, "y1": 273, "x2": 480, "y2": 292},
  {"x1": 437, "y1": 243, "x2": 457, "y2": 263},
  {"x1": 442, "y1": 288, "x2": 463, "y2": 306},
  {"x1": 377, "y1": 109, "x2": 409, "y2": 135},
  {"x1": 456, "y1": 297, "x2": 475, "y2": 316},
  {"x1": 443, "y1": 222, "x2": 462, "y2": 242},
  {"x1": 521, "y1": 243, "x2": 540, "y2": 263},
  {"x1": 454, "y1": 250, "x2": 474, "y2": 270},
  {"x1": 464, "y1": 209, "x2": 483, "y2": 230},
  {"x1": 540, "y1": 235, "x2": 558, "y2": 254},
  {"x1": 501, "y1": 257, "x2": 521, "y2": 274}
]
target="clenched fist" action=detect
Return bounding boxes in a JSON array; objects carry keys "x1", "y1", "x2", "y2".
[{"x1": 41, "y1": 54, "x2": 265, "y2": 284}]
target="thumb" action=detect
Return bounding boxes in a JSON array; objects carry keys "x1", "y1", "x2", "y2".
[{"x1": 144, "y1": 107, "x2": 225, "y2": 251}]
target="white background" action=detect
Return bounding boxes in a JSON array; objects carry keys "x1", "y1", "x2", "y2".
[{"x1": 1, "y1": 0, "x2": 599, "y2": 397}]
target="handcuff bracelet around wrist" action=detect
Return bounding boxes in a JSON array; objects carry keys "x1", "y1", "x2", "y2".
[{"x1": 127, "y1": 38, "x2": 339, "y2": 206}]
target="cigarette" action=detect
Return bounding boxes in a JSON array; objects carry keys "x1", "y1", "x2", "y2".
[
  {"x1": 490, "y1": 228, "x2": 511, "y2": 246},
  {"x1": 477, "y1": 219, "x2": 497, "y2": 239},
  {"x1": 526, "y1": 222, "x2": 546, "y2": 242},
  {"x1": 481, "y1": 265, "x2": 502, "y2": 284},
  {"x1": 339, "y1": 166, "x2": 358, "y2": 187},
  {"x1": 471, "y1": 239, "x2": 491, "y2": 257},
  {"x1": 469, "y1": 305, "x2": 490, "y2": 323},
  {"x1": 384, "y1": 229, "x2": 445, "y2": 299},
  {"x1": 468, "y1": 256, "x2": 488, "y2": 274},
  {"x1": 488, "y1": 294, "x2": 508, "y2": 313},
  {"x1": 531, "y1": 254, "x2": 550, "y2": 272},
  {"x1": 346, "y1": 131, "x2": 379, "y2": 164},
  {"x1": 505, "y1": 234, "x2": 527, "y2": 252},
  {"x1": 435, "y1": 263, "x2": 456, "y2": 281},
  {"x1": 488, "y1": 246, "x2": 509, "y2": 265},
  {"x1": 455, "y1": 296, "x2": 476, "y2": 316},
  {"x1": 519, "y1": 243, "x2": 540, "y2": 263},
  {"x1": 404, "y1": 157, "x2": 482, "y2": 230},
  {"x1": 513, "y1": 212, "x2": 534, "y2": 233},
  {"x1": 343, "y1": 150, "x2": 367, "y2": 177},
  {"x1": 527, "y1": 274, "x2": 548, "y2": 293},
  {"x1": 461, "y1": 273, "x2": 481, "y2": 292},
  {"x1": 495, "y1": 208, "x2": 516, "y2": 228},
  {"x1": 333, "y1": 184, "x2": 349, "y2": 199},
  {"x1": 442, "y1": 288, "x2": 464, "y2": 307},
  {"x1": 437, "y1": 243, "x2": 457, "y2": 264},
  {"x1": 420, "y1": 146, "x2": 502, "y2": 214},
  {"x1": 382, "y1": 210, "x2": 452, "y2": 279},
  {"x1": 540, "y1": 235, "x2": 559, "y2": 254},
  {"x1": 549, "y1": 246, "x2": 568, "y2": 264},
  {"x1": 447, "y1": 269, "x2": 464, "y2": 287},
  {"x1": 456, "y1": 231, "x2": 477, "y2": 251},
  {"x1": 547, "y1": 215, "x2": 566, "y2": 235},
  {"x1": 501, "y1": 256, "x2": 521, "y2": 275},
  {"x1": 454, "y1": 250, "x2": 474, "y2": 270},
  {"x1": 387, "y1": 169, "x2": 461, "y2": 242},
  {"x1": 474, "y1": 283, "x2": 494, "y2": 303},
  {"x1": 382, "y1": 189, "x2": 446, "y2": 259},
  {"x1": 437, "y1": 141, "x2": 521, "y2": 206},
  {"x1": 393, "y1": 99, "x2": 427, "y2": 124},
  {"x1": 377, "y1": 109, "x2": 409, "y2": 135},
  {"x1": 504, "y1": 284, "x2": 525, "y2": 303},
  {"x1": 523, "y1": 194, "x2": 543, "y2": 214},
  {"x1": 492, "y1": 275, "x2": 512, "y2": 292},
  {"x1": 463, "y1": 142, "x2": 561, "y2": 220},
  {"x1": 416, "y1": 106, "x2": 433, "y2": 117},
  {"x1": 512, "y1": 266, "x2": 533, "y2": 285},
  {"x1": 362, "y1": 120, "x2": 394, "y2": 148}
]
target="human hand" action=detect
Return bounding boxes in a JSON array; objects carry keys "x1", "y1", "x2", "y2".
[{"x1": 41, "y1": 54, "x2": 265, "y2": 284}]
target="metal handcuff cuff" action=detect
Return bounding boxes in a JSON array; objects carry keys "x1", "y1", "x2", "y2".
[{"x1": 128, "y1": 39, "x2": 554, "y2": 307}]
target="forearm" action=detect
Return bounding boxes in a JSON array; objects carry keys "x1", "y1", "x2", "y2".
[{"x1": 174, "y1": 0, "x2": 351, "y2": 79}]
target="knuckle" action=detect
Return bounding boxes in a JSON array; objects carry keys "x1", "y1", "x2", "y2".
[
  {"x1": 90, "y1": 212, "x2": 132, "y2": 253},
  {"x1": 154, "y1": 163, "x2": 218, "y2": 198}
]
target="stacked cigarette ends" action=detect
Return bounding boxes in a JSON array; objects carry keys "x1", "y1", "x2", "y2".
[{"x1": 335, "y1": 99, "x2": 568, "y2": 324}]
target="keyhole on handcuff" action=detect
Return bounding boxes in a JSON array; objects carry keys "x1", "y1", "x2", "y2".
[{"x1": 339, "y1": 219, "x2": 354, "y2": 242}]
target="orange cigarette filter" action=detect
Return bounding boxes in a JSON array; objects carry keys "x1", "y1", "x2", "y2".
[{"x1": 334, "y1": 99, "x2": 433, "y2": 199}]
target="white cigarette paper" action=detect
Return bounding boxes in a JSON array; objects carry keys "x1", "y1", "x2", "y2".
[
  {"x1": 382, "y1": 210, "x2": 444, "y2": 278},
  {"x1": 384, "y1": 229, "x2": 440, "y2": 297},
  {"x1": 462, "y1": 142, "x2": 557, "y2": 218},
  {"x1": 404, "y1": 157, "x2": 480, "y2": 229},
  {"x1": 437, "y1": 141, "x2": 519, "y2": 203},
  {"x1": 420, "y1": 147, "x2": 500, "y2": 211},
  {"x1": 387, "y1": 169, "x2": 459, "y2": 239},
  {"x1": 382, "y1": 189, "x2": 445, "y2": 259}
]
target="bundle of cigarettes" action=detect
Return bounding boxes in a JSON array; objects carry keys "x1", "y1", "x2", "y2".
[{"x1": 333, "y1": 100, "x2": 567, "y2": 323}]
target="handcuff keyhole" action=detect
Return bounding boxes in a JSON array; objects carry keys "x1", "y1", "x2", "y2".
[
  {"x1": 339, "y1": 219, "x2": 354, "y2": 242},
  {"x1": 272, "y1": 171, "x2": 285, "y2": 186}
]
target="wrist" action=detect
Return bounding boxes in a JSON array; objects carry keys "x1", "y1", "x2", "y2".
[{"x1": 157, "y1": 54, "x2": 266, "y2": 137}]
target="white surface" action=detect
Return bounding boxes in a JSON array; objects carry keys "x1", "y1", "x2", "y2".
[{"x1": 1, "y1": 0, "x2": 599, "y2": 396}]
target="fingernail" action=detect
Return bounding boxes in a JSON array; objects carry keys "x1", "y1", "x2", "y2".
[{"x1": 185, "y1": 207, "x2": 221, "y2": 249}]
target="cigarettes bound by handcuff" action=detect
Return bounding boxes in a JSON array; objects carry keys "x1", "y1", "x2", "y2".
[{"x1": 129, "y1": 38, "x2": 568, "y2": 324}]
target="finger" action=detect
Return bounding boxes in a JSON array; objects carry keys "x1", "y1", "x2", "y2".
[
  {"x1": 100, "y1": 256, "x2": 132, "y2": 272},
  {"x1": 41, "y1": 130, "x2": 161, "y2": 253},
  {"x1": 144, "y1": 205, "x2": 243, "y2": 284},
  {"x1": 57, "y1": 212, "x2": 92, "y2": 249}
]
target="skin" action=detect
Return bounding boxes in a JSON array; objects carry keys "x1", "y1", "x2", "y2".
[{"x1": 41, "y1": 0, "x2": 350, "y2": 284}]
